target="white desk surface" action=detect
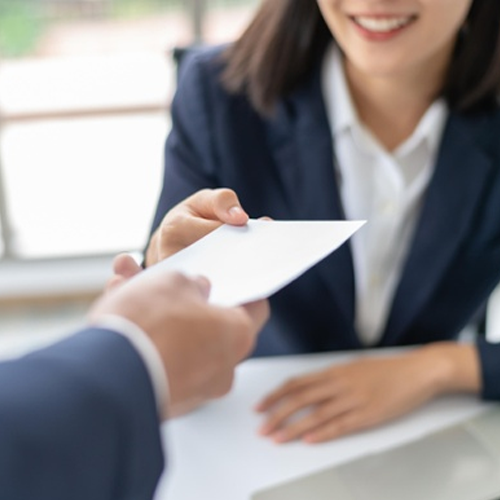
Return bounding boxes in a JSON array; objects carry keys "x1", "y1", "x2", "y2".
[{"x1": 155, "y1": 349, "x2": 493, "y2": 500}]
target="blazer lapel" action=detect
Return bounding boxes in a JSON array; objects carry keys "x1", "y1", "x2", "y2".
[
  {"x1": 265, "y1": 67, "x2": 357, "y2": 336},
  {"x1": 382, "y1": 112, "x2": 495, "y2": 345}
]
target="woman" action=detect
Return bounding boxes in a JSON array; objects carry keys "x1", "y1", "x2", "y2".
[{"x1": 146, "y1": 0, "x2": 500, "y2": 443}]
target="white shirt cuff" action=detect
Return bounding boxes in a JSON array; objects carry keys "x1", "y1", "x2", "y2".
[{"x1": 90, "y1": 314, "x2": 169, "y2": 419}]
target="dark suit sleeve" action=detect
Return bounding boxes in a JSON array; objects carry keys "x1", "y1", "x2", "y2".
[
  {"x1": 151, "y1": 49, "x2": 222, "y2": 235},
  {"x1": 476, "y1": 336, "x2": 500, "y2": 400},
  {"x1": 0, "y1": 328, "x2": 164, "y2": 500}
]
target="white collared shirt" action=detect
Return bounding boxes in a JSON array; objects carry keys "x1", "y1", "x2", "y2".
[{"x1": 322, "y1": 44, "x2": 448, "y2": 345}]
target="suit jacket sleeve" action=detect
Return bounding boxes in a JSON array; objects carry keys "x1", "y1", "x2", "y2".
[
  {"x1": 151, "y1": 48, "x2": 223, "y2": 235},
  {"x1": 0, "y1": 328, "x2": 165, "y2": 500},
  {"x1": 476, "y1": 336, "x2": 500, "y2": 400}
]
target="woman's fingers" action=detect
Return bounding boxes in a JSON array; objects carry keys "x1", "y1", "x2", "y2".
[
  {"x1": 257, "y1": 351, "x2": 453, "y2": 445},
  {"x1": 191, "y1": 188, "x2": 248, "y2": 225},
  {"x1": 270, "y1": 396, "x2": 361, "y2": 443},
  {"x1": 147, "y1": 188, "x2": 249, "y2": 265},
  {"x1": 258, "y1": 381, "x2": 342, "y2": 436},
  {"x1": 303, "y1": 411, "x2": 370, "y2": 443},
  {"x1": 255, "y1": 371, "x2": 330, "y2": 412}
]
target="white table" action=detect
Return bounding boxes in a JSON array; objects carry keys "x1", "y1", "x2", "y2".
[{"x1": 154, "y1": 349, "x2": 493, "y2": 500}]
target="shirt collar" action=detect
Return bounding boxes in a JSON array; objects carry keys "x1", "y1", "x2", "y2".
[
  {"x1": 323, "y1": 43, "x2": 358, "y2": 137},
  {"x1": 396, "y1": 98, "x2": 448, "y2": 159}
]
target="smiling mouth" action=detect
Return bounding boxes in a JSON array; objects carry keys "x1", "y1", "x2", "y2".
[{"x1": 351, "y1": 15, "x2": 416, "y2": 34}]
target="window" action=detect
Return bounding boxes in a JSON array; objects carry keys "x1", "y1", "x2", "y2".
[
  {"x1": 0, "y1": 0, "x2": 259, "y2": 258},
  {"x1": 0, "y1": 0, "x2": 258, "y2": 297}
]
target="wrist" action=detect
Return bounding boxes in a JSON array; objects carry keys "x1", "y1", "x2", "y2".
[
  {"x1": 418, "y1": 342, "x2": 481, "y2": 395},
  {"x1": 90, "y1": 314, "x2": 170, "y2": 420}
]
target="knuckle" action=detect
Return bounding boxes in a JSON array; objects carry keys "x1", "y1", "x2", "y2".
[
  {"x1": 160, "y1": 212, "x2": 188, "y2": 235},
  {"x1": 214, "y1": 187, "x2": 237, "y2": 199},
  {"x1": 184, "y1": 188, "x2": 210, "y2": 207},
  {"x1": 198, "y1": 188, "x2": 213, "y2": 198},
  {"x1": 212, "y1": 188, "x2": 239, "y2": 212}
]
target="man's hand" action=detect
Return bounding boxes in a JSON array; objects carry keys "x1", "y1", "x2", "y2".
[
  {"x1": 90, "y1": 260, "x2": 269, "y2": 419},
  {"x1": 105, "y1": 253, "x2": 143, "y2": 291}
]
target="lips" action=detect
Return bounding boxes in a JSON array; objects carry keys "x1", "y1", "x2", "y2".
[{"x1": 351, "y1": 15, "x2": 416, "y2": 34}]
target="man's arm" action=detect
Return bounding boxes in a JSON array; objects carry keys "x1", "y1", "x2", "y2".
[
  {"x1": 0, "y1": 328, "x2": 163, "y2": 500},
  {"x1": 0, "y1": 261, "x2": 269, "y2": 500}
]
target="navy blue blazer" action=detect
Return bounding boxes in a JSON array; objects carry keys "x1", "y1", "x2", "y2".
[
  {"x1": 151, "y1": 46, "x2": 500, "y2": 401},
  {"x1": 0, "y1": 329, "x2": 164, "y2": 500}
]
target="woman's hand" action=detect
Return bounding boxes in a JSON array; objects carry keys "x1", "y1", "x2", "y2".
[
  {"x1": 145, "y1": 188, "x2": 249, "y2": 266},
  {"x1": 256, "y1": 343, "x2": 481, "y2": 444}
]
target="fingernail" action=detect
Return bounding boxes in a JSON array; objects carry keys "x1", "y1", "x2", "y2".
[{"x1": 228, "y1": 206, "x2": 244, "y2": 217}]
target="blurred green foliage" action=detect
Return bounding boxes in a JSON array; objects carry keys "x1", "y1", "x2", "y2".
[
  {"x1": 0, "y1": 0, "x2": 176, "y2": 58},
  {"x1": 0, "y1": 0, "x2": 257, "y2": 58},
  {"x1": 0, "y1": 1, "x2": 45, "y2": 58},
  {"x1": 111, "y1": 0, "x2": 179, "y2": 18}
]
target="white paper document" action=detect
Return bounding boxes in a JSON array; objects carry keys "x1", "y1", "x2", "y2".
[
  {"x1": 155, "y1": 351, "x2": 492, "y2": 500},
  {"x1": 147, "y1": 219, "x2": 365, "y2": 306}
]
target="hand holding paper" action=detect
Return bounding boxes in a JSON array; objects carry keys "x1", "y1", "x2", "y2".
[{"x1": 145, "y1": 219, "x2": 365, "y2": 307}]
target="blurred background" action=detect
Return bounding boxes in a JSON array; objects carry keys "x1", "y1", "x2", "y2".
[{"x1": 0, "y1": 0, "x2": 259, "y2": 353}]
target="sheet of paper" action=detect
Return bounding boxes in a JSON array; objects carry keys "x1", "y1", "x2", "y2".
[
  {"x1": 147, "y1": 219, "x2": 365, "y2": 306},
  {"x1": 154, "y1": 350, "x2": 492, "y2": 500}
]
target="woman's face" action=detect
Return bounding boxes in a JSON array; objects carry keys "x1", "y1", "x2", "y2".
[{"x1": 317, "y1": 0, "x2": 474, "y2": 81}]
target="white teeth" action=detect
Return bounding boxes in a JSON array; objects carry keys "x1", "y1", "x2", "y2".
[{"x1": 353, "y1": 16, "x2": 413, "y2": 33}]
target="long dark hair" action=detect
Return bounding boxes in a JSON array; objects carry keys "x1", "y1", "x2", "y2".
[{"x1": 222, "y1": 0, "x2": 500, "y2": 116}]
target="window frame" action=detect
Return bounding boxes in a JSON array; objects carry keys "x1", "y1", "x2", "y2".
[{"x1": 0, "y1": 0, "x2": 208, "y2": 265}]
